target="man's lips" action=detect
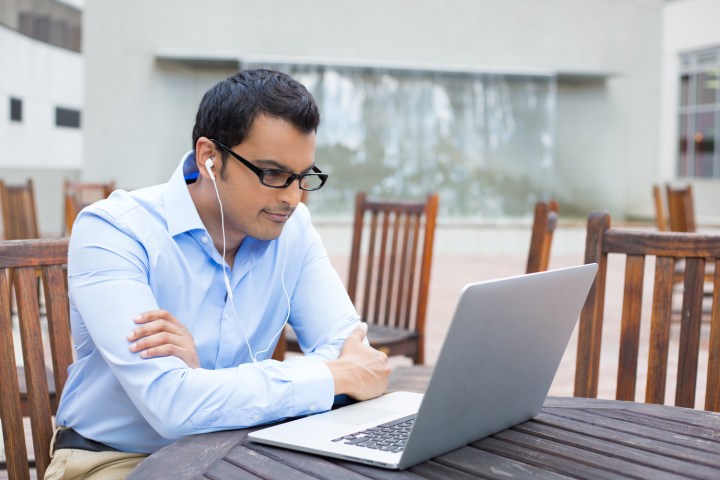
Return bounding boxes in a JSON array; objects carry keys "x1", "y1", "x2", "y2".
[{"x1": 263, "y1": 209, "x2": 292, "y2": 222}]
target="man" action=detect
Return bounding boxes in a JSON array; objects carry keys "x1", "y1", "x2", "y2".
[{"x1": 45, "y1": 69, "x2": 390, "y2": 479}]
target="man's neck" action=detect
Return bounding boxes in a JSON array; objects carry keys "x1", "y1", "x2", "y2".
[{"x1": 187, "y1": 178, "x2": 243, "y2": 269}]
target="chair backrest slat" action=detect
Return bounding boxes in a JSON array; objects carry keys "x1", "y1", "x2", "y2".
[
  {"x1": 44, "y1": 265, "x2": 73, "y2": 400},
  {"x1": 395, "y1": 214, "x2": 412, "y2": 327},
  {"x1": 706, "y1": 261, "x2": 720, "y2": 411},
  {"x1": 617, "y1": 254, "x2": 645, "y2": 401},
  {"x1": 646, "y1": 256, "x2": 675, "y2": 404},
  {"x1": 383, "y1": 213, "x2": 401, "y2": 326},
  {"x1": 373, "y1": 211, "x2": 391, "y2": 325},
  {"x1": 675, "y1": 257, "x2": 705, "y2": 407},
  {"x1": 0, "y1": 267, "x2": 30, "y2": 480},
  {"x1": 16, "y1": 266, "x2": 54, "y2": 476},
  {"x1": 576, "y1": 212, "x2": 720, "y2": 411},
  {"x1": 0, "y1": 238, "x2": 70, "y2": 479}
]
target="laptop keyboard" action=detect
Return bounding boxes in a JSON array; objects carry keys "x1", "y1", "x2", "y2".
[{"x1": 331, "y1": 414, "x2": 416, "y2": 453}]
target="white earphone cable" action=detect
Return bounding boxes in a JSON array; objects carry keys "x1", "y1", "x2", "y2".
[
  {"x1": 209, "y1": 164, "x2": 291, "y2": 363},
  {"x1": 253, "y1": 235, "x2": 291, "y2": 359}
]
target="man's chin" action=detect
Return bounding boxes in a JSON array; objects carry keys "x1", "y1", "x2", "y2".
[{"x1": 252, "y1": 226, "x2": 284, "y2": 241}]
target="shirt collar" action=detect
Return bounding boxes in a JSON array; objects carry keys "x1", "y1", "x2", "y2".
[{"x1": 164, "y1": 150, "x2": 206, "y2": 237}]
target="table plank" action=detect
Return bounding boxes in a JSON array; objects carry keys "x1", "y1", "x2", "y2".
[
  {"x1": 514, "y1": 418, "x2": 720, "y2": 479},
  {"x1": 222, "y1": 445, "x2": 319, "y2": 480},
  {"x1": 432, "y1": 446, "x2": 574, "y2": 479},
  {"x1": 129, "y1": 430, "x2": 240, "y2": 479},
  {"x1": 334, "y1": 460, "x2": 430, "y2": 479},
  {"x1": 407, "y1": 460, "x2": 484, "y2": 480},
  {"x1": 534, "y1": 410, "x2": 720, "y2": 467},
  {"x1": 479, "y1": 429, "x2": 691, "y2": 480},
  {"x1": 475, "y1": 436, "x2": 622, "y2": 480},
  {"x1": 582, "y1": 408, "x2": 720, "y2": 443},
  {"x1": 243, "y1": 440, "x2": 372, "y2": 480},
  {"x1": 203, "y1": 458, "x2": 264, "y2": 480}
]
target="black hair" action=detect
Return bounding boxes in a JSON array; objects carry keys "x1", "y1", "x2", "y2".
[{"x1": 191, "y1": 68, "x2": 320, "y2": 177}]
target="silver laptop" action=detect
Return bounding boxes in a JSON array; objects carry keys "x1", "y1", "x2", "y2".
[{"x1": 248, "y1": 264, "x2": 598, "y2": 469}]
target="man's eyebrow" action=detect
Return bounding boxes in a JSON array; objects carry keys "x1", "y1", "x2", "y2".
[{"x1": 254, "y1": 159, "x2": 316, "y2": 174}]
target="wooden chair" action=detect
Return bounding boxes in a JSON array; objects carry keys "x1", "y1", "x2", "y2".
[
  {"x1": 64, "y1": 179, "x2": 115, "y2": 235},
  {"x1": 283, "y1": 192, "x2": 439, "y2": 364},
  {"x1": 0, "y1": 179, "x2": 39, "y2": 240},
  {"x1": 0, "y1": 238, "x2": 72, "y2": 480},
  {"x1": 574, "y1": 212, "x2": 720, "y2": 411},
  {"x1": 526, "y1": 199, "x2": 559, "y2": 274}
]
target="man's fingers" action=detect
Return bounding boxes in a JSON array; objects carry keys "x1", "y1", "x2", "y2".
[
  {"x1": 133, "y1": 309, "x2": 179, "y2": 325},
  {"x1": 139, "y1": 345, "x2": 171, "y2": 358},
  {"x1": 126, "y1": 310, "x2": 200, "y2": 369},
  {"x1": 129, "y1": 332, "x2": 180, "y2": 352},
  {"x1": 137, "y1": 344, "x2": 182, "y2": 359},
  {"x1": 348, "y1": 322, "x2": 368, "y2": 342},
  {"x1": 128, "y1": 319, "x2": 185, "y2": 341}
]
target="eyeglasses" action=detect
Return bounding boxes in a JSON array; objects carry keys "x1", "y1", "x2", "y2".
[{"x1": 211, "y1": 139, "x2": 328, "y2": 191}]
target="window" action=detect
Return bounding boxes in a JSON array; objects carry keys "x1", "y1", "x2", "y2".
[
  {"x1": 9, "y1": 97, "x2": 22, "y2": 122},
  {"x1": 678, "y1": 47, "x2": 720, "y2": 178},
  {"x1": 0, "y1": 0, "x2": 82, "y2": 52},
  {"x1": 55, "y1": 107, "x2": 80, "y2": 128}
]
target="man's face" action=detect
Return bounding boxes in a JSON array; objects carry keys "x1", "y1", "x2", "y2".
[{"x1": 216, "y1": 114, "x2": 317, "y2": 241}]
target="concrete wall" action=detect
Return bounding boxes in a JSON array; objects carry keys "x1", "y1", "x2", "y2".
[
  {"x1": 661, "y1": 0, "x2": 720, "y2": 224},
  {"x1": 0, "y1": 23, "x2": 83, "y2": 236},
  {"x1": 83, "y1": 0, "x2": 663, "y2": 224}
]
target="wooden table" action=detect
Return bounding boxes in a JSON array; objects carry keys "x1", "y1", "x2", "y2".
[{"x1": 129, "y1": 367, "x2": 720, "y2": 479}]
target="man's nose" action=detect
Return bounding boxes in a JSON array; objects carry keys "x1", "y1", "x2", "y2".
[{"x1": 278, "y1": 180, "x2": 302, "y2": 207}]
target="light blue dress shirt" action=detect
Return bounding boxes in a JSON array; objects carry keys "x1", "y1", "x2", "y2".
[{"x1": 55, "y1": 151, "x2": 360, "y2": 453}]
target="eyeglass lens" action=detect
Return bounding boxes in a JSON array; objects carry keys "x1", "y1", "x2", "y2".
[{"x1": 262, "y1": 171, "x2": 324, "y2": 190}]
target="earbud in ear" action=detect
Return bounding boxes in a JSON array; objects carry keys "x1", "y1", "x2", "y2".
[{"x1": 205, "y1": 158, "x2": 216, "y2": 181}]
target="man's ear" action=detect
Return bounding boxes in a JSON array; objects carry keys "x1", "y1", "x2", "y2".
[{"x1": 195, "y1": 137, "x2": 220, "y2": 181}]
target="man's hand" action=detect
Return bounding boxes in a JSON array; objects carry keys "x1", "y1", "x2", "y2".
[
  {"x1": 127, "y1": 310, "x2": 200, "y2": 369},
  {"x1": 326, "y1": 323, "x2": 391, "y2": 401}
]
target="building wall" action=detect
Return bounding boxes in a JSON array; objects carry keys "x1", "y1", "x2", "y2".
[
  {"x1": 83, "y1": 0, "x2": 663, "y2": 221},
  {"x1": 0, "y1": 22, "x2": 83, "y2": 236},
  {"x1": 661, "y1": 0, "x2": 720, "y2": 223}
]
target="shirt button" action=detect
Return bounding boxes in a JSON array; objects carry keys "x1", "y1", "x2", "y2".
[
  {"x1": 201, "y1": 236, "x2": 209, "y2": 244},
  {"x1": 252, "y1": 415, "x2": 260, "y2": 422},
  {"x1": 309, "y1": 404, "x2": 317, "y2": 412}
]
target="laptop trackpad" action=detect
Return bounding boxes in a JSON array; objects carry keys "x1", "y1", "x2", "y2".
[{"x1": 321, "y1": 407, "x2": 398, "y2": 426}]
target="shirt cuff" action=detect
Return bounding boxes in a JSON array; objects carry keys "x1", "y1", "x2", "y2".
[{"x1": 286, "y1": 361, "x2": 335, "y2": 417}]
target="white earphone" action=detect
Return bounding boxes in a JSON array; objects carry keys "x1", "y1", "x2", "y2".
[{"x1": 205, "y1": 158, "x2": 216, "y2": 181}]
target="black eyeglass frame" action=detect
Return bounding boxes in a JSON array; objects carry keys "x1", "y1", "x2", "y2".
[{"x1": 210, "y1": 139, "x2": 328, "y2": 191}]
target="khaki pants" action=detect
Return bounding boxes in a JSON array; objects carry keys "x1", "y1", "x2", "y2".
[{"x1": 44, "y1": 428, "x2": 147, "y2": 480}]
